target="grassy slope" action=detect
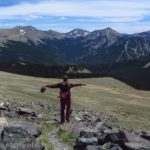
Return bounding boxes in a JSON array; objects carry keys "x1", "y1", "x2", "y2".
[{"x1": 0, "y1": 71, "x2": 150, "y2": 130}]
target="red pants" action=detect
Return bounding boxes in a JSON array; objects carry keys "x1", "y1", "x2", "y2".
[{"x1": 60, "y1": 97, "x2": 72, "y2": 123}]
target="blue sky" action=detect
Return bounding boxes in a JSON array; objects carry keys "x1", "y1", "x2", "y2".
[{"x1": 0, "y1": 0, "x2": 150, "y2": 33}]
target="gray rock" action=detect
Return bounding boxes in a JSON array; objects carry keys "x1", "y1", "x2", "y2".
[
  {"x1": 106, "y1": 130, "x2": 128, "y2": 145},
  {"x1": 140, "y1": 134, "x2": 150, "y2": 141},
  {"x1": 0, "y1": 143, "x2": 6, "y2": 150},
  {"x1": 102, "y1": 143, "x2": 123, "y2": 150},
  {"x1": 80, "y1": 130, "x2": 98, "y2": 138},
  {"x1": 0, "y1": 126, "x2": 44, "y2": 150},
  {"x1": 95, "y1": 117, "x2": 102, "y2": 122},
  {"x1": 86, "y1": 145, "x2": 103, "y2": 150},
  {"x1": 21, "y1": 126, "x2": 41, "y2": 138},
  {"x1": 76, "y1": 137, "x2": 98, "y2": 146},
  {"x1": 74, "y1": 137, "x2": 98, "y2": 150},
  {"x1": 125, "y1": 142, "x2": 148, "y2": 150},
  {"x1": 98, "y1": 131, "x2": 108, "y2": 144},
  {"x1": 0, "y1": 106, "x2": 7, "y2": 111},
  {"x1": 96, "y1": 122, "x2": 112, "y2": 130},
  {"x1": 97, "y1": 130, "x2": 128, "y2": 146},
  {"x1": 17, "y1": 108, "x2": 37, "y2": 117}
]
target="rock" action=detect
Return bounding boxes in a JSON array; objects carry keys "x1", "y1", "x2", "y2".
[
  {"x1": 0, "y1": 126, "x2": 44, "y2": 150},
  {"x1": 24, "y1": 127, "x2": 41, "y2": 138},
  {"x1": 86, "y1": 145, "x2": 102, "y2": 150},
  {"x1": 0, "y1": 105, "x2": 7, "y2": 111},
  {"x1": 106, "y1": 130, "x2": 128, "y2": 145},
  {"x1": 97, "y1": 130, "x2": 128, "y2": 146},
  {"x1": 76, "y1": 137, "x2": 98, "y2": 146},
  {"x1": 125, "y1": 142, "x2": 148, "y2": 150},
  {"x1": 96, "y1": 122, "x2": 112, "y2": 130},
  {"x1": 97, "y1": 131, "x2": 108, "y2": 145},
  {"x1": 17, "y1": 108, "x2": 37, "y2": 117},
  {"x1": 0, "y1": 143, "x2": 7, "y2": 150},
  {"x1": 102, "y1": 142, "x2": 123, "y2": 150},
  {"x1": 74, "y1": 116, "x2": 82, "y2": 121},
  {"x1": 95, "y1": 117, "x2": 102, "y2": 122},
  {"x1": 80, "y1": 130, "x2": 98, "y2": 138},
  {"x1": 140, "y1": 133, "x2": 150, "y2": 141}
]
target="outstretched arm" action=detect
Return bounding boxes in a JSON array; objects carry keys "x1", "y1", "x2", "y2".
[
  {"x1": 44, "y1": 83, "x2": 60, "y2": 88},
  {"x1": 71, "y1": 83, "x2": 86, "y2": 88},
  {"x1": 40, "y1": 83, "x2": 60, "y2": 93}
]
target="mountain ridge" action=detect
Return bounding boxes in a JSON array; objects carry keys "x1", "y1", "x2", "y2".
[{"x1": 0, "y1": 26, "x2": 150, "y2": 65}]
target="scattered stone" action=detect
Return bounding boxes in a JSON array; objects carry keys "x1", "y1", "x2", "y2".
[
  {"x1": 17, "y1": 108, "x2": 37, "y2": 117},
  {"x1": 80, "y1": 130, "x2": 98, "y2": 138},
  {"x1": 74, "y1": 137, "x2": 98, "y2": 150},
  {"x1": 125, "y1": 142, "x2": 148, "y2": 150},
  {"x1": 106, "y1": 130, "x2": 128, "y2": 145},
  {"x1": 0, "y1": 126, "x2": 44, "y2": 150},
  {"x1": 95, "y1": 117, "x2": 102, "y2": 122},
  {"x1": 96, "y1": 122, "x2": 112, "y2": 130},
  {"x1": 140, "y1": 133, "x2": 150, "y2": 141},
  {"x1": 97, "y1": 131, "x2": 108, "y2": 145},
  {"x1": 86, "y1": 145, "x2": 102, "y2": 150},
  {"x1": 25, "y1": 127, "x2": 41, "y2": 138},
  {"x1": 0, "y1": 105, "x2": 7, "y2": 111},
  {"x1": 102, "y1": 142, "x2": 123, "y2": 150}
]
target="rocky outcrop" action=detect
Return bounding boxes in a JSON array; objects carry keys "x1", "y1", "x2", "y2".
[
  {"x1": 73, "y1": 121, "x2": 150, "y2": 150},
  {"x1": 0, "y1": 126, "x2": 43, "y2": 150},
  {"x1": 0, "y1": 102, "x2": 150, "y2": 150}
]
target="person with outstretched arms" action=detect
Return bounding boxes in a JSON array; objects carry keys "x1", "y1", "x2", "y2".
[{"x1": 40, "y1": 75, "x2": 86, "y2": 124}]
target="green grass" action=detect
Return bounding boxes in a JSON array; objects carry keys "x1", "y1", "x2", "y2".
[
  {"x1": 0, "y1": 71, "x2": 150, "y2": 130},
  {"x1": 39, "y1": 135, "x2": 53, "y2": 150},
  {"x1": 38, "y1": 122, "x2": 59, "y2": 150},
  {"x1": 39, "y1": 122, "x2": 59, "y2": 133},
  {"x1": 37, "y1": 108, "x2": 58, "y2": 120},
  {"x1": 57, "y1": 128, "x2": 75, "y2": 147}
]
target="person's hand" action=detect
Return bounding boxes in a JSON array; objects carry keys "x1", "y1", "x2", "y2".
[{"x1": 40, "y1": 86, "x2": 46, "y2": 93}]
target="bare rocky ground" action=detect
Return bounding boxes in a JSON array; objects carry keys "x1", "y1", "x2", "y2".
[{"x1": 0, "y1": 101, "x2": 150, "y2": 150}]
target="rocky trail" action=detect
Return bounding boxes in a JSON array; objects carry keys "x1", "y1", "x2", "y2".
[{"x1": 0, "y1": 101, "x2": 150, "y2": 150}]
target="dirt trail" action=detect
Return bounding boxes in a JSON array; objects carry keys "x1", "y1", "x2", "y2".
[{"x1": 48, "y1": 127, "x2": 71, "y2": 150}]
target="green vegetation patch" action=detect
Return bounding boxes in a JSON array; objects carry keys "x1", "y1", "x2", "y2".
[{"x1": 57, "y1": 128, "x2": 75, "y2": 147}]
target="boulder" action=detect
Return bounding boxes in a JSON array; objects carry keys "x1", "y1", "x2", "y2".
[
  {"x1": 96, "y1": 122, "x2": 112, "y2": 130},
  {"x1": 97, "y1": 131, "x2": 108, "y2": 145},
  {"x1": 106, "y1": 130, "x2": 128, "y2": 145},
  {"x1": 76, "y1": 137, "x2": 98, "y2": 146},
  {"x1": 22, "y1": 126, "x2": 41, "y2": 138},
  {"x1": 102, "y1": 142, "x2": 123, "y2": 150},
  {"x1": 140, "y1": 133, "x2": 150, "y2": 141},
  {"x1": 86, "y1": 145, "x2": 103, "y2": 150},
  {"x1": 125, "y1": 142, "x2": 148, "y2": 150},
  {"x1": 17, "y1": 108, "x2": 37, "y2": 117},
  {"x1": 80, "y1": 130, "x2": 98, "y2": 138},
  {"x1": 0, "y1": 126, "x2": 44, "y2": 150},
  {"x1": 0, "y1": 106, "x2": 7, "y2": 111},
  {"x1": 97, "y1": 130, "x2": 128, "y2": 146}
]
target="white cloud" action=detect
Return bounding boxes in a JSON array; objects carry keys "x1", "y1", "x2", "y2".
[
  {"x1": 25, "y1": 14, "x2": 42, "y2": 21},
  {"x1": 59, "y1": 17, "x2": 67, "y2": 20},
  {"x1": 0, "y1": 0, "x2": 150, "y2": 19},
  {"x1": 0, "y1": 0, "x2": 150, "y2": 33}
]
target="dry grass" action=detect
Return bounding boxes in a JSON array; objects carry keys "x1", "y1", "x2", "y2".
[{"x1": 0, "y1": 71, "x2": 150, "y2": 130}]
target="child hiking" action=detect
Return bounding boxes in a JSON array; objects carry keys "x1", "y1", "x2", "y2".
[{"x1": 40, "y1": 75, "x2": 86, "y2": 124}]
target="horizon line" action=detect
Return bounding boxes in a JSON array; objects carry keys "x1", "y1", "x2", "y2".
[{"x1": 0, "y1": 25, "x2": 149, "y2": 34}]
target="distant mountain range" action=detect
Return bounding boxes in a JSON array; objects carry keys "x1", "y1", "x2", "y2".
[
  {"x1": 0, "y1": 26, "x2": 150, "y2": 90},
  {"x1": 0, "y1": 26, "x2": 150, "y2": 65}
]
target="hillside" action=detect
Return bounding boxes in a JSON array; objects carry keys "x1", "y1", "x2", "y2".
[
  {"x1": 0, "y1": 71, "x2": 150, "y2": 149},
  {"x1": 0, "y1": 71, "x2": 150, "y2": 130}
]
